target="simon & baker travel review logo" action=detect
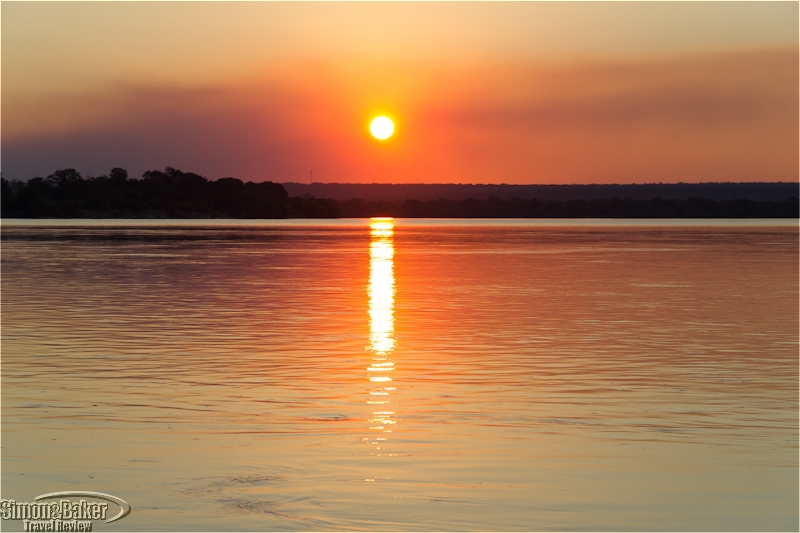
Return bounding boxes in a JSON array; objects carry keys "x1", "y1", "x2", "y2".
[{"x1": 1, "y1": 491, "x2": 131, "y2": 531}]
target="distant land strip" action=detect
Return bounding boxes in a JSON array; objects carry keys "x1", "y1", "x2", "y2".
[
  {"x1": 283, "y1": 182, "x2": 799, "y2": 202},
  {"x1": 2, "y1": 168, "x2": 798, "y2": 219}
]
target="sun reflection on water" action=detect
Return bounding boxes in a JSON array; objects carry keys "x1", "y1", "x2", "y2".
[{"x1": 366, "y1": 218, "x2": 396, "y2": 454}]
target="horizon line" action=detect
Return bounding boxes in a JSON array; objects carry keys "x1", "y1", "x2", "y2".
[{"x1": 281, "y1": 181, "x2": 800, "y2": 187}]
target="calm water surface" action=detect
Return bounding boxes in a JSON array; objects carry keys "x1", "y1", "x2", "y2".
[{"x1": 2, "y1": 219, "x2": 798, "y2": 531}]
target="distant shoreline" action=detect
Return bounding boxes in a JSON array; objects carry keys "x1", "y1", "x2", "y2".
[
  {"x1": 283, "y1": 181, "x2": 799, "y2": 203},
  {"x1": 3, "y1": 195, "x2": 797, "y2": 220},
  {"x1": 3, "y1": 169, "x2": 797, "y2": 219}
]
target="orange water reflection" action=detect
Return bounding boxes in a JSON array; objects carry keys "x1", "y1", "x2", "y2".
[{"x1": 366, "y1": 218, "x2": 396, "y2": 454}]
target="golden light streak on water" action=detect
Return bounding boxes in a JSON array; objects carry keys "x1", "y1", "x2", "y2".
[{"x1": 367, "y1": 218, "x2": 396, "y2": 456}]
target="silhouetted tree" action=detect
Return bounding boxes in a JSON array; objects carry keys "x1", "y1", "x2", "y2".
[{"x1": 0, "y1": 167, "x2": 322, "y2": 218}]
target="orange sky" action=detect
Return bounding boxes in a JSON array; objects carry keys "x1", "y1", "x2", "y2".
[{"x1": 2, "y1": 2, "x2": 798, "y2": 184}]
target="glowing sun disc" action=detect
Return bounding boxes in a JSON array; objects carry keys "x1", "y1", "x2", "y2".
[{"x1": 370, "y1": 116, "x2": 394, "y2": 140}]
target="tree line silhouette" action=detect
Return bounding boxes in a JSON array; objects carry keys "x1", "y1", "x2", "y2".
[
  {"x1": 2, "y1": 167, "x2": 797, "y2": 218},
  {"x1": 1, "y1": 167, "x2": 339, "y2": 218},
  {"x1": 337, "y1": 196, "x2": 799, "y2": 218}
]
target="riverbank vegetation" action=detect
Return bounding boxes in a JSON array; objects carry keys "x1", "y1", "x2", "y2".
[
  {"x1": 2, "y1": 168, "x2": 797, "y2": 218},
  {"x1": 1, "y1": 168, "x2": 339, "y2": 218}
]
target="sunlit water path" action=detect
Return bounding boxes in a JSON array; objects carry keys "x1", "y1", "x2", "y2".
[{"x1": 2, "y1": 219, "x2": 797, "y2": 531}]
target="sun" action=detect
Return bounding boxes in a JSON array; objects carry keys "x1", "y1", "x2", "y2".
[{"x1": 370, "y1": 116, "x2": 394, "y2": 140}]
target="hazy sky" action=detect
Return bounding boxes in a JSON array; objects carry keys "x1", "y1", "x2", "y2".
[{"x1": 3, "y1": 2, "x2": 798, "y2": 184}]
